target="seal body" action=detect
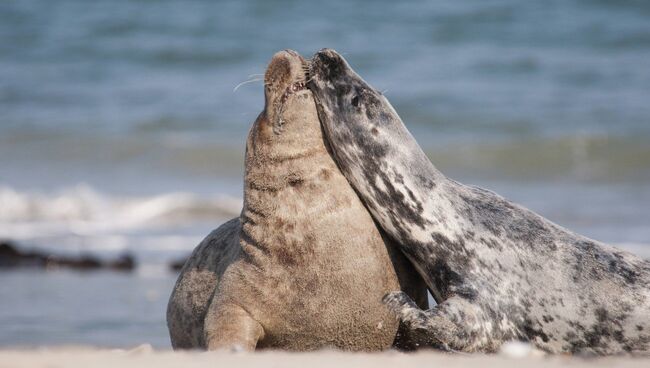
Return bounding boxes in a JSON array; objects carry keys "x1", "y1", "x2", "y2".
[
  {"x1": 166, "y1": 218, "x2": 240, "y2": 349},
  {"x1": 166, "y1": 50, "x2": 427, "y2": 351},
  {"x1": 308, "y1": 48, "x2": 650, "y2": 355}
]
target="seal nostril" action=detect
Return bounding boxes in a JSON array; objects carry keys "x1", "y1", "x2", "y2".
[
  {"x1": 352, "y1": 95, "x2": 359, "y2": 107},
  {"x1": 317, "y1": 50, "x2": 336, "y2": 66}
]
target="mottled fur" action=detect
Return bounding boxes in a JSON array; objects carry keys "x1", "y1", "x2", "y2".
[
  {"x1": 308, "y1": 48, "x2": 650, "y2": 355},
  {"x1": 166, "y1": 50, "x2": 428, "y2": 351}
]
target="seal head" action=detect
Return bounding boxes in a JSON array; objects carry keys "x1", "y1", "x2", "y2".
[{"x1": 309, "y1": 49, "x2": 440, "y2": 248}]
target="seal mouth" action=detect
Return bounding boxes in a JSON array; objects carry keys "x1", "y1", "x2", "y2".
[
  {"x1": 278, "y1": 70, "x2": 308, "y2": 106},
  {"x1": 269, "y1": 53, "x2": 310, "y2": 134},
  {"x1": 277, "y1": 79, "x2": 307, "y2": 111}
]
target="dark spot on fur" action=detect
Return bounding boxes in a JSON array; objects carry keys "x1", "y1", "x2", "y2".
[
  {"x1": 371, "y1": 127, "x2": 379, "y2": 136},
  {"x1": 522, "y1": 318, "x2": 550, "y2": 343},
  {"x1": 275, "y1": 234, "x2": 316, "y2": 268},
  {"x1": 393, "y1": 172, "x2": 405, "y2": 184},
  {"x1": 319, "y1": 169, "x2": 331, "y2": 181},
  {"x1": 379, "y1": 111, "x2": 392, "y2": 122},
  {"x1": 288, "y1": 176, "x2": 303, "y2": 187},
  {"x1": 276, "y1": 247, "x2": 297, "y2": 267},
  {"x1": 415, "y1": 174, "x2": 436, "y2": 190},
  {"x1": 574, "y1": 241, "x2": 640, "y2": 285},
  {"x1": 303, "y1": 276, "x2": 320, "y2": 295},
  {"x1": 314, "y1": 52, "x2": 344, "y2": 81},
  {"x1": 273, "y1": 217, "x2": 285, "y2": 228},
  {"x1": 427, "y1": 233, "x2": 478, "y2": 301},
  {"x1": 563, "y1": 307, "x2": 638, "y2": 353}
]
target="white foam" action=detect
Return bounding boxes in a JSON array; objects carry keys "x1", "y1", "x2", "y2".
[{"x1": 0, "y1": 184, "x2": 241, "y2": 239}]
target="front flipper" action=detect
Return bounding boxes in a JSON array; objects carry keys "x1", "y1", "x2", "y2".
[
  {"x1": 384, "y1": 291, "x2": 497, "y2": 352},
  {"x1": 203, "y1": 302, "x2": 264, "y2": 351}
]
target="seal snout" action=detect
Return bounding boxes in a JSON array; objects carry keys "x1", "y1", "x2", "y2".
[
  {"x1": 263, "y1": 50, "x2": 310, "y2": 134},
  {"x1": 315, "y1": 48, "x2": 341, "y2": 63},
  {"x1": 265, "y1": 49, "x2": 308, "y2": 89},
  {"x1": 310, "y1": 48, "x2": 348, "y2": 84}
]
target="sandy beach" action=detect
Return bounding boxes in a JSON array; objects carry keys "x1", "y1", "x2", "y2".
[{"x1": 2, "y1": 347, "x2": 650, "y2": 368}]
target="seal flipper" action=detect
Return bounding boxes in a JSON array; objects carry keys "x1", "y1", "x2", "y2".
[
  {"x1": 204, "y1": 302, "x2": 265, "y2": 351},
  {"x1": 384, "y1": 291, "x2": 498, "y2": 353}
]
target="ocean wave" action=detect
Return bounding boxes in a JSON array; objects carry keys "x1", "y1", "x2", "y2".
[
  {"x1": 1, "y1": 185, "x2": 647, "y2": 264},
  {"x1": 0, "y1": 184, "x2": 241, "y2": 239}
]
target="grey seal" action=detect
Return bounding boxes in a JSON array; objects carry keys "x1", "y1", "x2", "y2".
[
  {"x1": 308, "y1": 48, "x2": 650, "y2": 355},
  {"x1": 166, "y1": 50, "x2": 427, "y2": 351}
]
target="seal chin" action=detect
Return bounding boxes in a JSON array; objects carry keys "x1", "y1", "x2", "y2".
[{"x1": 264, "y1": 49, "x2": 309, "y2": 134}]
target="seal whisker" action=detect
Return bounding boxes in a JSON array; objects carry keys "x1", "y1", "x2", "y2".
[
  {"x1": 233, "y1": 78, "x2": 264, "y2": 92},
  {"x1": 302, "y1": 58, "x2": 311, "y2": 80}
]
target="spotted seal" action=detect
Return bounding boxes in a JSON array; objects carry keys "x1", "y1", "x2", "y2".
[
  {"x1": 308, "y1": 48, "x2": 650, "y2": 355},
  {"x1": 166, "y1": 50, "x2": 428, "y2": 351}
]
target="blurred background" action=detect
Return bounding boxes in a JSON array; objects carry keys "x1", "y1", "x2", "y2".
[{"x1": 1, "y1": 0, "x2": 649, "y2": 349}]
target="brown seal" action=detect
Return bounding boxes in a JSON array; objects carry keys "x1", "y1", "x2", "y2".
[{"x1": 166, "y1": 50, "x2": 427, "y2": 351}]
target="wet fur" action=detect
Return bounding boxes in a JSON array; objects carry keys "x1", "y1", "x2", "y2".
[
  {"x1": 308, "y1": 48, "x2": 650, "y2": 355},
  {"x1": 166, "y1": 50, "x2": 428, "y2": 351}
]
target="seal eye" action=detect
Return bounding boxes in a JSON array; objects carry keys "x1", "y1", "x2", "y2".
[{"x1": 351, "y1": 95, "x2": 359, "y2": 107}]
